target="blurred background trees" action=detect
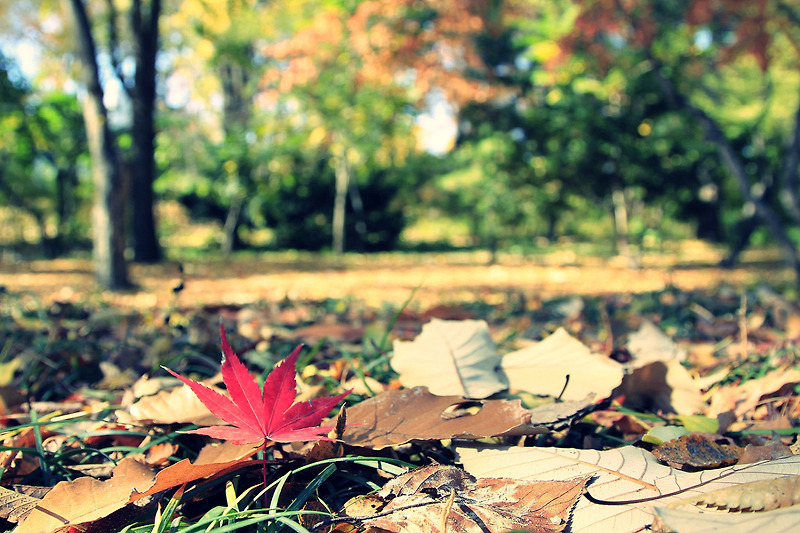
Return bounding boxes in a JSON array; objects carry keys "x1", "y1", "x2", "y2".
[{"x1": 2, "y1": 0, "x2": 800, "y2": 286}]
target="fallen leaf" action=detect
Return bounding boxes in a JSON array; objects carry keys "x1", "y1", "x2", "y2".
[
  {"x1": 652, "y1": 433, "x2": 742, "y2": 469},
  {"x1": 164, "y1": 324, "x2": 351, "y2": 444},
  {"x1": 627, "y1": 320, "x2": 687, "y2": 366},
  {"x1": 342, "y1": 386, "x2": 541, "y2": 449},
  {"x1": 617, "y1": 321, "x2": 704, "y2": 415},
  {"x1": 455, "y1": 444, "x2": 800, "y2": 533},
  {"x1": 617, "y1": 360, "x2": 705, "y2": 415},
  {"x1": 343, "y1": 463, "x2": 588, "y2": 533},
  {"x1": 737, "y1": 441, "x2": 794, "y2": 464},
  {"x1": 291, "y1": 323, "x2": 365, "y2": 343},
  {"x1": 129, "y1": 442, "x2": 260, "y2": 503},
  {"x1": 706, "y1": 368, "x2": 800, "y2": 418},
  {"x1": 17, "y1": 457, "x2": 155, "y2": 533},
  {"x1": 0, "y1": 486, "x2": 40, "y2": 523},
  {"x1": 669, "y1": 475, "x2": 800, "y2": 512},
  {"x1": 143, "y1": 443, "x2": 178, "y2": 467},
  {"x1": 527, "y1": 394, "x2": 605, "y2": 431},
  {"x1": 656, "y1": 503, "x2": 800, "y2": 533},
  {"x1": 502, "y1": 328, "x2": 624, "y2": 401},
  {"x1": 378, "y1": 464, "x2": 474, "y2": 498},
  {"x1": 123, "y1": 382, "x2": 225, "y2": 426},
  {"x1": 391, "y1": 319, "x2": 508, "y2": 399}
]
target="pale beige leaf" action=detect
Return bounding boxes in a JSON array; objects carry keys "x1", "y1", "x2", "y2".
[
  {"x1": 669, "y1": 475, "x2": 800, "y2": 512},
  {"x1": 616, "y1": 360, "x2": 705, "y2": 415},
  {"x1": 656, "y1": 504, "x2": 800, "y2": 533},
  {"x1": 618, "y1": 321, "x2": 704, "y2": 415},
  {"x1": 627, "y1": 320, "x2": 687, "y2": 367},
  {"x1": 123, "y1": 383, "x2": 225, "y2": 425},
  {"x1": 455, "y1": 445, "x2": 800, "y2": 533},
  {"x1": 18, "y1": 458, "x2": 155, "y2": 533},
  {"x1": 502, "y1": 328, "x2": 624, "y2": 401},
  {"x1": 392, "y1": 319, "x2": 508, "y2": 399}
]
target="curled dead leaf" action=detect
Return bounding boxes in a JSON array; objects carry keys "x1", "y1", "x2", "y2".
[{"x1": 670, "y1": 475, "x2": 800, "y2": 512}]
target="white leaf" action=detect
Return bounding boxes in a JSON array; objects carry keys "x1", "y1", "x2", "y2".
[
  {"x1": 455, "y1": 445, "x2": 800, "y2": 533},
  {"x1": 502, "y1": 328, "x2": 624, "y2": 401},
  {"x1": 627, "y1": 320, "x2": 687, "y2": 367},
  {"x1": 656, "y1": 504, "x2": 800, "y2": 533},
  {"x1": 391, "y1": 319, "x2": 508, "y2": 399}
]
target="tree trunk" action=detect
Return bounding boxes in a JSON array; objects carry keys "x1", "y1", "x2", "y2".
[
  {"x1": 652, "y1": 61, "x2": 800, "y2": 282},
  {"x1": 332, "y1": 155, "x2": 349, "y2": 255},
  {"x1": 611, "y1": 186, "x2": 631, "y2": 261},
  {"x1": 70, "y1": 0, "x2": 131, "y2": 289},
  {"x1": 222, "y1": 191, "x2": 244, "y2": 255},
  {"x1": 720, "y1": 213, "x2": 757, "y2": 268},
  {"x1": 348, "y1": 175, "x2": 367, "y2": 250},
  {"x1": 130, "y1": 0, "x2": 161, "y2": 262},
  {"x1": 780, "y1": 87, "x2": 800, "y2": 222}
]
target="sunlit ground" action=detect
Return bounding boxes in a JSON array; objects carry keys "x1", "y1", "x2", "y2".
[{"x1": 0, "y1": 242, "x2": 792, "y2": 311}]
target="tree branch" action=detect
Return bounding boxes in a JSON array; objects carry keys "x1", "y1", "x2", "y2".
[
  {"x1": 650, "y1": 57, "x2": 800, "y2": 278},
  {"x1": 105, "y1": 0, "x2": 132, "y2": 98}
]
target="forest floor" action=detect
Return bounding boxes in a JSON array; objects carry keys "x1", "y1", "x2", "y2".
[
  {"x1": 0, "y1": 241, "x2": 792, "y2": 311},
  {"x1": 2, "y1": 243, "x2": 800, "y2": 532}
]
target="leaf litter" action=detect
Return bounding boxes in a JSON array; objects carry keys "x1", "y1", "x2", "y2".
[{"x1": 2, "y1": 285, "x2": 800, "y2": 532}]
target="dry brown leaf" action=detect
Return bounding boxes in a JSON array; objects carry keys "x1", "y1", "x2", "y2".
[
  {"x1": 343, "y1": 464, "x2": 588, "y2": 533},
  {"x1": 193, "y1": 441, "x2": 261, "y2": 465},
  {"x1": 652, "y1": 433, "x2": 741, "y2": 469},
  {"x1": 1, "y1": 427, "x2": 37, "y2": 474},
  {"x1": 706, "y1": 368, "x2": 800, "y2": 418},
  {"x1": 17, "y1": 457, "x2": 155, "y2": 533},
  {"x1": 0, "y1": 486, "x2": 41, "y2": 523},
  {"x1": 342, "y1": 386, "x2": 542, "y2": 449},
  {"x1": 129, "y1": 442, "x2": 260, "y2": 503},
  {"x1": 456, "y1": 444, "x2": 800, "y2": 533},
  {"x1": 143, "y1": 443, "x2": 178, "y2": 467},
  {"x1": 502, "y1": 328, "x2": 624, "y2": 401},
  {"x1": 391, "y1": 319, "x2": 509, "y2": 399},
  {"x1": 737, "y1": 440, "x2": 794, "y2": 464},
  {"x1": 291, "y1": 323, "x2": 365, "y2": 343}
]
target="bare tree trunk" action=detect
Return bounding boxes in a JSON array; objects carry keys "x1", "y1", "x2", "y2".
[
  {"x1": 332, "y1": 155, "x2": 349, "y2": 255},
  {"x1": 70, "y1": 0, "x2": 130, "y2": 289},
  {"x1": 348, "y1": 176, "x2": 367, "y2": 250},
  {"x1": 611, "y1": 187, "x2": 631, "y2": 261},
  {"x1": 130, "y1": 0, "x2": 162, "y2": 262},
  {"x1": 222, "y1": 191, "x2": 244, "y2": 255}
]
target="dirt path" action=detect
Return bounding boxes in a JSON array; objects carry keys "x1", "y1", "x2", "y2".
[{"x1": 0, "y1": 249, "x2": 789, "y2": 310}]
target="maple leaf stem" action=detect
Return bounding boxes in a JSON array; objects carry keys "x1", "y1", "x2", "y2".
[{"x1": 261, "y1": 441, "x2": 268, "y2": 510}]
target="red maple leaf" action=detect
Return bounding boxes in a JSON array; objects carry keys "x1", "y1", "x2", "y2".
[{"x1": 164, "y1": 324, "x2": 350, "y2": 445}]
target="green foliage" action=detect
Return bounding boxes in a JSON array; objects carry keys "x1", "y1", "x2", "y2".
[
  {"x1": 0, "y1": 53, "x2": 89, "y2": 255},
  {"x1": 4, "y1": 0, "x2": 800, "y2": 261}
]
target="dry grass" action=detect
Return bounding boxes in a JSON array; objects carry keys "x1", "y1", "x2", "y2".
[{"x1": 0, "y1": 241, "x2": 792, "y2": 311}]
